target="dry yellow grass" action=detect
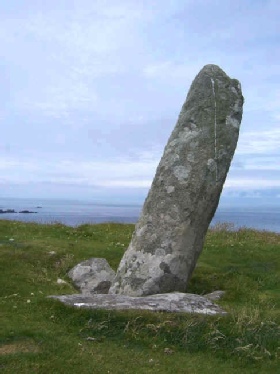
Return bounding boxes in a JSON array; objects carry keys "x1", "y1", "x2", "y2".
[{"x1": 0, "y1": 340, "x2": 40, "y2": 355}]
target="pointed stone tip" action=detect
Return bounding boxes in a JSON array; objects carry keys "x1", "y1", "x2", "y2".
[
  {"x1": 202, "y1": 63, "x2": 221, "y2": 69},
  {"x1": 200, "y1": 64, "x2": 226, "y2": 75},
  {"x1": 198, "y1": 64, "x2": 240, "y2": 84}
]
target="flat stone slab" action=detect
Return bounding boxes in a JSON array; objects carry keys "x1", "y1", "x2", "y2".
[{"x1": 49, "y1": 292, "x2": 227, "y2": 315}]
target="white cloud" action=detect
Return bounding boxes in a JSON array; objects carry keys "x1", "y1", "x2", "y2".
[
  {"x1": 20, "y1": 79, "x2": 99, "y2": 119},
  {"x1": 0, "y1": 2, "x2": 149, "y2": 119},
  {"x1": 1, "y1": 148, "x2": 279, "y2": 192},
  {"x1": 143, "y1": 61, "x2": 201, "y2": 81},
  {"x1": 0, "y1": 154, "x2": 158, "y2": 188},
  {"x1": 224, "y1": 178, "x2": 280, "y2": 190},
  {"x1": 244, "y1": 86, "x2": 280, "y2": 124},
  {"x1": 237, "y1": 128, "x2": 280, "y2": 155},
  {"x1": 0, "y1": 0, "x2": 280, "y2": 202},
  {"x1": 241, "y1": 158, "x2": 280, "y2": 171},
  {"x1": 98, "y1": 180, "x2": 152, "y2": 188}
]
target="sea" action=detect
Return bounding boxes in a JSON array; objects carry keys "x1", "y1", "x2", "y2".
[{"x1": 1, "y1": 197, "x2": 280, "y2": 233}]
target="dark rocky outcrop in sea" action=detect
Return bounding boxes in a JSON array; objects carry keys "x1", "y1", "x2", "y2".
[{"x1": 0, "y1": 209, "x2": 37, "y2": 214}]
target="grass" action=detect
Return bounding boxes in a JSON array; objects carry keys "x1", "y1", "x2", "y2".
[{"x1": 0, "y1": 219, "x2": 279, "y2": 373}]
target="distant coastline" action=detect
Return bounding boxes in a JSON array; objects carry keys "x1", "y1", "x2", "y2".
[{"x1": 1, "y1": 197, "x2": 280, "y2": 233}]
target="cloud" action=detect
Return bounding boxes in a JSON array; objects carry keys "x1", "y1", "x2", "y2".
[
  {"x1": 236, "y1": 129, "x2": 280, "y2": 155},
  {"x1": 143, "y1": 61, "x2": 201, "y2": 81},
  {"x1": 98, "y1": 180, "x2": 152, "y2": 188},
  {"x1": 0, "y1": 1, "x2": 152, "y2": 119},
  {"x1": 239, "y1": 157, "x2": 280, "y2": 171},
  {"x1": 0, "y1": 0, "x2": 280, "y2": 204},
  {"x1": 20, "y1": 79, "x2": 99, "y2": 119},
  {"x1": 1, "y1": 148, "x2": 279, "y2": 194},
  {"x1": 224, "y1": 178, "x2": 280, "y2": 190},
  {"x1": 0, "y1": 153, "x2": 158, "y2": 188}
]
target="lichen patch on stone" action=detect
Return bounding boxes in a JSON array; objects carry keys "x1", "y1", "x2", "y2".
[
  {"x1": 173, "y1": 165, "x2": 191, "y2": 182},
  {"x1": 166, "y1": 185, "x2": 175, "y2": 193},
  {"x1": 226, "y1": 115, "x2": 240, "y2": 128}
]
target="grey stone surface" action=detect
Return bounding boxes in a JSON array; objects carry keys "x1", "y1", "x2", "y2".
[
  {"x1": 109, "y1": 64, "x2": 243, "y2": 296},
  {"x1": 68, "y1": 258, "x2": 115, "y2": 295},
  {"x1": 49, "y1": 292, "x2": 227, "y2": 315},
  {"x1": 205, "y1": 290, "x2": 226, "y2": 301}
]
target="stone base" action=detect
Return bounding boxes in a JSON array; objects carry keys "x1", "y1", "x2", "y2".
[{"x1": 48, "y1": 292, "x2": 227, "y2": 315}]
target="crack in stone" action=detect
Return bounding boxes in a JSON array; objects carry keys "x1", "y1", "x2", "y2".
[{"x1": 210, "y1": 77, "x2": 218, "y2": 182}]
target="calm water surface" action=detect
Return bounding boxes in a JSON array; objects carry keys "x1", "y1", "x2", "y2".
[{"x1": 1, "y1": 197, "x2": 280, "y2": 233}]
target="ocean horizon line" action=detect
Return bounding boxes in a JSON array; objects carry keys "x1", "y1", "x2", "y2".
[
  {"x1": 1, "y1": 196, "x2": 280, "y2": 209},
  {"x1": 1, "y1": 196, "x2": 280, "y2": 233}
]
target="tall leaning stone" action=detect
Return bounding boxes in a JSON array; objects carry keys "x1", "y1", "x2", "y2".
[{"x1": 109, "y1": 64, "x2": 244, "y2": 296}]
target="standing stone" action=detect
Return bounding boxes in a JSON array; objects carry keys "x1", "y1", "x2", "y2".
[{"x1": 109, "y1": 64, "x2": 244, "y2": 296}]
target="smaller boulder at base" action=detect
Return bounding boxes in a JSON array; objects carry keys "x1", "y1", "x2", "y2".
[{"x1": 68, "y1": 258, "x2": 115, "y2": 295}]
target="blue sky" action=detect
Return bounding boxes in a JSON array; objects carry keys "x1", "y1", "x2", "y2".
[{"x1": 1, "y1": 0, "x2": 279, "y2": 206}]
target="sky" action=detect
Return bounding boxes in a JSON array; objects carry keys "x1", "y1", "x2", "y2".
[{"x1": 0, "y1": 0, "x2": 279, "y2": 206}]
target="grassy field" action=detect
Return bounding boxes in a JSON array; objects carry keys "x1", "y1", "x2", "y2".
[{"x1": 0, "y1": 220, "x2": 279, "y2": 373}]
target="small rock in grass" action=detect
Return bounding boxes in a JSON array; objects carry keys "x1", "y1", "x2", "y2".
[
  {"x1": 205, "y1": 290, "x2": 225, "y2": 301},
  {"x1": 164, "y1": 348, "x2": 174, "y2": 355}
]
